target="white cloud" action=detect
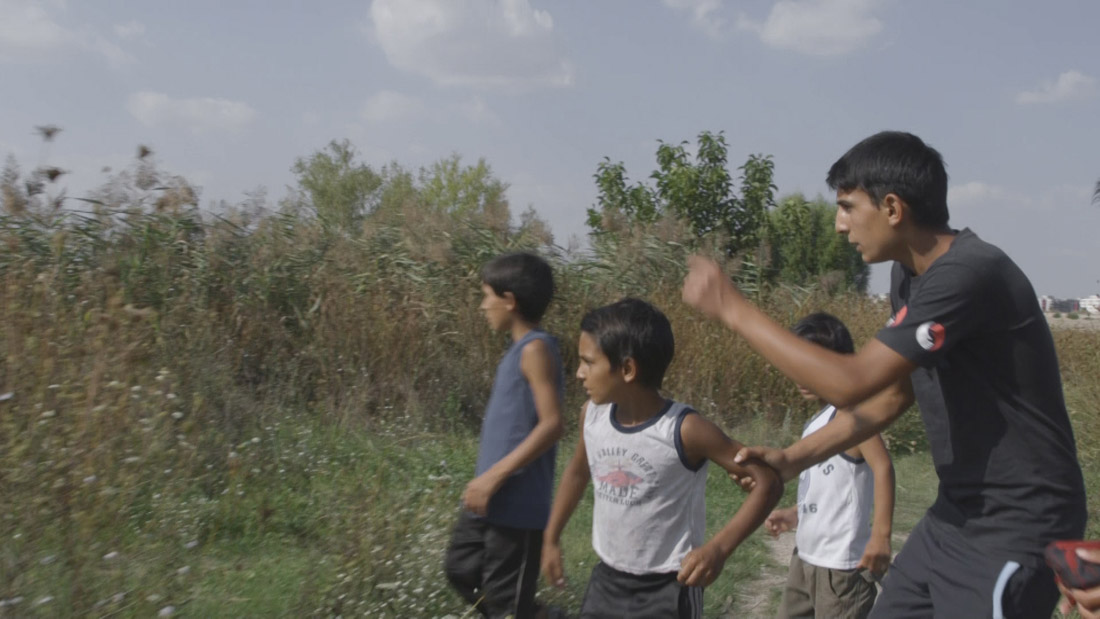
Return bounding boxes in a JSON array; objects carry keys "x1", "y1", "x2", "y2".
[
  {"x1": 0, "y1": 0, "x2": 134, "y2": 65},
  {"x1": 362, "y1": 90, "x2": 428, "y2": 123},
  {"x1": 126, "y1": 92, "x2": 257, "y2": 133},
  {"x1": 737, "y1": 0, "x2": 884, "y2": 56},
  {"x1": 949, "y1": 182, "x2": 1093, "y2": 214},
  {"x1": 948, "y1": 181, "x2": 1008, "y2": 209},
  {"x1": 1016, "y1": 70, "x2": 1097, "y2": 105},
  {"x1": 368, "y1": 0, "x2": 573, "y2": 90},
  {"x1": 361, "y1": 90, "x2": 500, "y2": 126},
  {"x1": 456, "y1": 96, "x2": 500, "y2": 125},
  {"x1": 663, "y1": 0, "x2": 726, "y2": 37},
  {"x1": 113, "y1": 20, "x2": 146, "y2": 39}
]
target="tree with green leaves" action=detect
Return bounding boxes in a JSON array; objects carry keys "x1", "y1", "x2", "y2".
[
  {"x1": 587, "y1": 131, "x2": 775, "y2": 257},
  {"x1": 291, "y1": 140, "x2": 382, "y2": 234},
  {"x1": 766, "y1": 194, "x2": 869, "y2": 292}
]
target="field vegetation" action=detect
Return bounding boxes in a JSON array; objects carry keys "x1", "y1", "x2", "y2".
[{"x1": 1, "y1": 136, "x2": 1095, "y2": 616}]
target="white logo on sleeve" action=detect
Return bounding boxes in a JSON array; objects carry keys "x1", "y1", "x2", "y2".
[{"x1": 916, "y1": 321, "x2": 946, "y2": 351}]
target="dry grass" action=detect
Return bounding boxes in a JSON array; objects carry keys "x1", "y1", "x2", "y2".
[{"x1": 1, "y1": 174, "x2": 1096, "y2": 616}]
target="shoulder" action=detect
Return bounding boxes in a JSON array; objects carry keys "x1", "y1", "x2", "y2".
[
  {"x1": 520, "y1": 336, "x2": 559, "y2": 372},
  {"x1": 678, "y1": 408, "x2": 725, "y2": 448}
]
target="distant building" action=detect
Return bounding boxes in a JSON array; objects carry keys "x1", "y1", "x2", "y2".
[
  {"x1": 1079, "y1": 295, "x2": 1100, "y2": 314},
  {"x1": 1039, "y1": 295, "x2": 1079, "y2": 313}
]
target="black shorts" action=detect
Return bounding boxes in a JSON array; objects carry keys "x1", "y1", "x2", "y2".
[
  {"x1": 443, "y1": 511, "x2": 543, "y2": 619},
  {"x1": 580, "y1": 560, "x2": 703, "y2": 619},
  {"x1": 871, "y1": 515, "x2": 1060, "y2": 618}
]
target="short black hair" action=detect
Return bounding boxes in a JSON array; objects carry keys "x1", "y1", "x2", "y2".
[
  {"x1": 480, "y1": 252, "x2": 554, "y2": 322},
  {"x1": 826, "y1": 131, "x2": 950, "y2": 229},
  {"x1": 791, "y1": 312, "x2": 854, "y2": 354},
  {"x1": 580, "y1": 298, "x2": 674, "y2": 389}
]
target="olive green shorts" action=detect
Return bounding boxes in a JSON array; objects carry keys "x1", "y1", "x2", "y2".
[{"x1": 777, "y1": 549, "x2": 877, "y2": 619}]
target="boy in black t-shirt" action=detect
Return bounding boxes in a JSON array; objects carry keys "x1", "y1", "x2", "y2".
[{"x1": 683, "y1": 131, "x2": 1086, "y2": 617}]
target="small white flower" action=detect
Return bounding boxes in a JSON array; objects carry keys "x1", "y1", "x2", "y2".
[
  {"x1": 130, "y1": 386, "x2": 142, "y2": 392},
  {"x1": 40, "y1": 410, "x2": 56, "y2": 418},
  {"x1": 103, "y1": 551, "x2": 119, "y2": 560},
  {"x1": 47, "y1": 384, "x2": 61, "y2": 390},
  {"x1": 176, "y1": 566, "x2": 190, "y2": 575},
  {"x1": 184, "y1": 540, "x2": 198, "y2": 549},
  {"x1": 83, "y1": 475, "x2": 97, "y2": 484},
  {"x1": 33, "y1": 596, "x2": 53, "y2": 606},
  {"x1": 158, "y1": 605, "x2": 176, "y2": 616},
  {"x1": 0, "y1": 392, "x2": 13, "y2": 401}
]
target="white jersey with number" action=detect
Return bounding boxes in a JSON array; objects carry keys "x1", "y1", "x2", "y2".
[
  {"x1": 795, "y1": 405, "x2": 875, "y2": 570},
  {"x1": 585, "y1": 400, "x2": 708, "y2": 575}
]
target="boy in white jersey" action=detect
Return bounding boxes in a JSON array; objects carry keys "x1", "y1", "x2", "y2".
[
  {"x1": 541, "y1": 298, "x2": 782, "y2": 618},
  {"x1": 764, "y1": 313, "x2": 895, "y2": 619}
]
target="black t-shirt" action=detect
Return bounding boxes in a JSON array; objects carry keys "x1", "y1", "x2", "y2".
[{"x1": 876, "y1": 229, "x2": 1086, "y2": 562}]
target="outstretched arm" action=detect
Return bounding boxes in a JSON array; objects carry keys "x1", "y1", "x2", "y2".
[
  {"x1": 734, "y1": 377, "x2": 914, "y2": 483},
  {"x1": 676, "y1": 413, "x2": 783, "y2": 587},
  {"x1": 683, "y1": 256, "x2": 917, "y2": 408},
  {"x1": 854, "y1": 432, "x2": 895, "y2": 577},
  {"x1": 463, "y1": 338, "x2": 565, "y2": 515},
  {"x1": 541, "y1": 403, "x2": 592, "y2": 589}
]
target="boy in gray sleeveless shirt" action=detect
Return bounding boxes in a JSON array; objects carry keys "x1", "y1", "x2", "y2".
[
  {"x1": 444, "y1": 252, "x2": 565, "y2": 619},
  {"x1": 542, "y1": 298, "x2": 782, "y2": 618}
]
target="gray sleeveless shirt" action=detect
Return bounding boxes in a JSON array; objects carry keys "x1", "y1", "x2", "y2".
[{"x1": 473, "y1": 329, "x2": 563, "y2": 529}]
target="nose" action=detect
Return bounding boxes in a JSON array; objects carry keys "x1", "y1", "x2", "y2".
[
  {"x1": 834, "y1": 207, "x2": 848, "y2": 235},
  {"x1": 576, "y1": 365, "x2": 585, "y2": 381}
]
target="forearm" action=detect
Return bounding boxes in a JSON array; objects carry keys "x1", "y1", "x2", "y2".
[
  {"x1": 483, "y1": 417, "x2": 564, "y2": 484},
  {"x1": 785, "y1": 391, "x2": 910, "y2": 474},
  {"x1": 710, "y1": 470, "x2": 783, "y2": 556},
  {"x1": 870, "y1": 463, "x2": 896, "y2": 542},
  {"x1": 543, "y1": 467, "x2": 588, "y2": 544},
  {"x1": 719, "y1": 302, "x2": 889, "y2": 407}
]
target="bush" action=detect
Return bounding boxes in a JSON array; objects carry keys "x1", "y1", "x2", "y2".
[{"x1": 1068, "y1": 312, "x2": 1079, "y2": 320}]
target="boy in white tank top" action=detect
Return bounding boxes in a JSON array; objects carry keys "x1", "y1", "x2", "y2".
[
  {"x1": 765, "y1": 313, "x2": 895, "y2": 619},
  {"x1": 541, "y1": 298, "x2": 783, "y2": 618}
]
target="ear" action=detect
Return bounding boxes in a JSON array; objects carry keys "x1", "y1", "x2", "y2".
[
  {"x1": 620, "y1": 357, "x2": 639, "y2": 384},
  {"x1": 881, "y1": 193, "x2": 907, "y2": 227},
  {"x1": 502, "y1": 291, "x2": 517, "y2": 311}
]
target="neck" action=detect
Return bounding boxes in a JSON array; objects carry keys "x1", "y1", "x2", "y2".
[
  {"x1": 510, "y1": 319, "x2": 537, "y2": 342},
  {"x1": 898, "y1": 226, "x2": 956, "y2": 275},
  {"x1": 613, "y1": 388, "x2": 667, "y2": 426}
]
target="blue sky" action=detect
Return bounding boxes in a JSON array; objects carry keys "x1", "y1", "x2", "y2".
[{"x1": 2, "y1": 0, "x2": 1098, "y2": 296}]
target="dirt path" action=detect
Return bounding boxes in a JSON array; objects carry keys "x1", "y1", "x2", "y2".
[
  {"x1": 728, "y1": 533, "x2": 795, "y2": 618},
  {"x1": 729, "y1": 529, "x2": 912, "y2": 618}
]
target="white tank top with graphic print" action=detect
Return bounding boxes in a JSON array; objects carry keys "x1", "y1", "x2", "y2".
[
  {"x1": 795, "y1": 405, "x2": 875, "y2": 570},
  {"x1": 585, "y1": 400, "x2": 709, "y2": 575}
]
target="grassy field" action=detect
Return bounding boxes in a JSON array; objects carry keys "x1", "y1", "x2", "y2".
[{"x1": 1, "y1": 196, "x2": 1096, "y2": 616}]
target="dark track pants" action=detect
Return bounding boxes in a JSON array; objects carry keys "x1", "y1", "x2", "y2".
[
  {"x1": 870, "y1": 515, "x2": 1060, "y2": 618},
  {"x1": 444, "y1": 511, "x2": 543, "y2": 619},
  {"x1": 579, "y1": 560, "x2": 703, "y2": 619}
]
